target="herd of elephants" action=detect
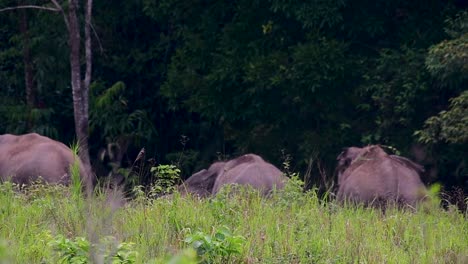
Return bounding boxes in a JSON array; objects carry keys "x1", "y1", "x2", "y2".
[{"x1": 0, "y1": 133, "x2": 429, "y2": 207}]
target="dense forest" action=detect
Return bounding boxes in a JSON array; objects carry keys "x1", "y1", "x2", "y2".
[{"x1": 0, "y1": 0, "x2": 466, "y2": 194}]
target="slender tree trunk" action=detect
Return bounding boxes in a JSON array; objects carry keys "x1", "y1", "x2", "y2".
[
  {"x1": 68, "y1": 0, "x2": 93, "y2": 185},
  {"x1": 82, "y1": 0, "x2": 93, "y2": 185},
  {"x1": 18, "y1": 3, "x2": 35, "y2": 108},
  {"x1": 84, "y1": 0, "x2": 92, "y2": 92}
]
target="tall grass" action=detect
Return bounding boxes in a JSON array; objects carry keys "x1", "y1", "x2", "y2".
[{"x1": 0, "y1": 181, "x2": 466, "y2": 263}]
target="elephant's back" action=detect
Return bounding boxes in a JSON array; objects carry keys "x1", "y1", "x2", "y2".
[
  {"x1": 337, "y1": 155, "x2": 427, "y2": 205},
  {"x1": 0, "y1": 133, "x2": 83, "y2": 185},
  {"x1": 390, "y1": 159, "x2": 428, "y2": 205},
  {"x1": 337, "y1": 161, "x2": 390, "y2": 204},
  {"x1": 213, "y1": 159, "x2": 285, "y2": 195},
  {"x1": 6, "y1": 142, "x2": 71, "y2": 184}
]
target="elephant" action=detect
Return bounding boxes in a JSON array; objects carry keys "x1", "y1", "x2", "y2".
[
  {"x1": 0, "y1": 133, "x2": 93, "y2": 188},
  {"x1": 178, "y1": 154, "x2": 287, "y2": 197},
  {"x1": 336, "y1": 145, "x2": 428, "y2": 207}
]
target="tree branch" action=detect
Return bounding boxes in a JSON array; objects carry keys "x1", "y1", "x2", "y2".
[
  {"x1": 0, "y1": 5, "x2": 59, "y2": 12},
  {"x1": 50, "y1": 0, "x2": 69, "y2": 30},
  {"x1": 83, "y1": 0, "x2": 93, "y2": 91},
  {"x1": 90, "y1": 22, "x2": 103, "y2": 53}
]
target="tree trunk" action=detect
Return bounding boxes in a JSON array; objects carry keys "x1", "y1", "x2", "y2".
[
  {"x1": 68, "y1": 0, "x2": 93, "y2": 186},
  {"x1": 18, "y1": 3, "x2": 35, "y2": 108}
]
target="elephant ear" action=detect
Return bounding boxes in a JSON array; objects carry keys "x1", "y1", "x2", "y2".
[
  {"x1": 337, "y1": 148, "x2": 354, "y2": 171},
  {"x1": 336, "y1": 147, "x2": 367, "y2": 180},
  {"x1": 180, "y1": 167, "x2": 219, "y2": 196},
  {"x1": 390, "y1": 155, "x2": 425, "y2": 174},
  {"x1": 337, "y1": 148, "x2": 349, "y2": 161},
  {"x1": 336, "y1": 148, "x2": 352, "y2": 185}
]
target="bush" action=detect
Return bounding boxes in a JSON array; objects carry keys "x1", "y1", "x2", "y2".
[
  {"x1": 49, "y1": 235, "x2": 137, "y2": 264},
  {"x1": 184, "y1": 226, "x2": 246, "y2": 263}
]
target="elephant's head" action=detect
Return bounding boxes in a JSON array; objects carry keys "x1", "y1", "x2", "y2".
[
  {"x1": 178, "y1": 161, "x2": 225, "y2": 197},
  {"x1": 336, "y1": 147, "x2": 365, "y2": 184}
]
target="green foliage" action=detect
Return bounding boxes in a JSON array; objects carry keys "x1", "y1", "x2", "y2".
[
  {"x1": 50, "y1": 235, "x2": 90, "y2": 264},
  {"x1": 415, "y1": 90, "x2": 468, "y2": 144},
  {"x1": 15, "y1": 180, "x2": 69, "y2": 203},
  {"x1": 415, "y1": 10, "x2": 468, "y2": 190},
  {"x1": 90, "y1": 81, "x2": 156, "y2": 144},
  {"x1": 0, "y1": 97, "x2": 59, "y2": 137},
  {"x1": 99, "y1": 237, "x2": 138, "y2": 264},
  {"x1": 149, "y1": 164, "x2": 182, "y2": 197},
  {"x1": 444, "y1": 11, "x2": 468, "y2": 38},
  {"x1": 165, "y1": 149, "x2": 200, "y2": 179},
  {"x1": 277, "y1": 171, "x2": 323, "y2": 209},
  {"x1": 425, "y1": 11, "x2": 468, "y2": 85},
  {"x1": 358, "y1": 47, "x2": 430, "y2": 146},
  {"x1": 270, "y1": 0, "x2": 346, "y2": 29},
  {"x1": 49, "y1": 235, "x2": 137, "y2": 264},
  {"x1": 1, "y1": 0, "x2": 466, "y2": 195},
  {"x1": 1, "y1": 182, "x2": 468, "y2": 263},
  {"x1": 69, "y1": 142, "x2": 84, "y2": 201},
  {"x1": 0, "y1": 3, "x2": 73, "y2": 138},
  {"x1": 0, "y1": 12, "x2": 23, "y2": 94},
  {"x1": 184, "y1": 226, "x2": 246, "y2": 263},
  {"x1": 278, "y1": 173, "x2": 305, "y2": 202},
  {"x1": 159, "y1": 0, "x2": 352, "y2": 162},
  {"x1": 426, "y1": 35, "x2": 468, "y2": 85}
]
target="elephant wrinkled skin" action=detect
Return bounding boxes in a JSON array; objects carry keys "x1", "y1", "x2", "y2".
[
  {"x1": 0, "y1": 133, "x2": 92, "y2": 188},
  {"x1": 336, "y1": 145, "x2": 428, "y2": 207},
  {"x1": 179, "y1": 154, "x2": 287, "y2": 197}
]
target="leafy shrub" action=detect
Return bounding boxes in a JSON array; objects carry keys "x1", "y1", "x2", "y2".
[
  {"x1": 184, "y1": 226, "x2": 246, "y2": 263},
  {"x1": 149, "y1": 164, "x2": 181, "y2": 197},
  {"x1": 89, "y1": 81, "x2": 156, "y2": 147},
  {"x1": 276, "y1": 173, "x2": 306, "y2": 205},
  {"x1": 49, "y1": 235, "x2": 90, "y2": 264},
  {"x1": 98, "y1": 236, "x2": 137, "y2": 264},
  {"x1": 49, "y1": 235, "x2": 137, "y2": 264}
]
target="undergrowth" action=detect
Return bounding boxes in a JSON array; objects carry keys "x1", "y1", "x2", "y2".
[{"x1": 0, "y1": 180, "x2": 466, "y2": 263}]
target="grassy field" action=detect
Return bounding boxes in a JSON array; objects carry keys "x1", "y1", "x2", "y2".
[{"x1": 0, "y1": 180, "x2": 466, "y2": 264}]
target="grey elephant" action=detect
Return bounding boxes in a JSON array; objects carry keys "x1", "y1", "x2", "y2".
[
  {"x1": 336, "y1": 145, "x2": 428, "y2": 207},
  {"x1": 179, "y1": 154, "x2": 287, "y2": 197},
  {"x1": 0, "y1": 133, "x2": 93, "y2": 188}
]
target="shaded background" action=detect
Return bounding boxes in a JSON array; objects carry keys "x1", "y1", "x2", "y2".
[{"x1": 0, "y1": 0, "x2": 466, "y2": 195}]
